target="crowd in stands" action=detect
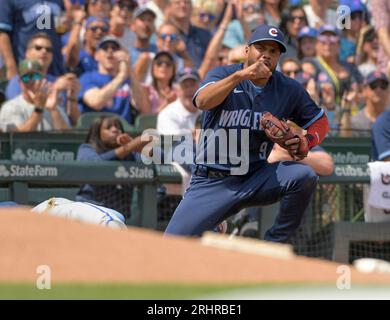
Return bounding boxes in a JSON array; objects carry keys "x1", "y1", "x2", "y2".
[{"x1": 0, "y1": 0, "x2": 389, "y2": 136}]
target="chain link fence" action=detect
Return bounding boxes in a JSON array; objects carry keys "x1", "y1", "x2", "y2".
[{"x1": 154, "y1": 180, "x2": 390, "y2": 263}]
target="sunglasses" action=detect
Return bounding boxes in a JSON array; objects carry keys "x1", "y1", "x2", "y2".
[
  {"x1": 89, "y1": 0, "x2": 110, "y2": 5},
  {"x1": 369, "y1": 81, "x2": 389, "y2": 90},
  {"x1": 21, "y1": 73, "x2": 43, "y2": 83},
  {"x1": 318, "y1": 35, "x2": 339, "y2": 44},
  {"x1": 199, "y1": 12, "x2": 216, "y2": 22},
  {"x1": 284, "y1": 69, "x2": 301, "y2": 76},
  {"x1": 89, "y1": 25, "x2": 109, "y2": 33},
  {"x1": 242, "y1": 3, "x2": 260, "y2": 11},
  {"x1": 101, "y1": 43, "x2": 120, "y2": 51},
  {"x1": 159, "y1": 33, "x2": 178, "y2": 41},
  {"x1": 288, "y1": 16, "x2": 306, "y2": 22},
  {"x1": 118, "y1": 2, "x2": 137, "y2": 11},
  {"x1": 31, "y1": 45, "x2": 53, "y2": 53},
  {"x1": 351, "y1": 12, "x2": 363, "y2": 20},
  {"x1": 155, "y1": 60, "x2": 173, "y2": 67}
]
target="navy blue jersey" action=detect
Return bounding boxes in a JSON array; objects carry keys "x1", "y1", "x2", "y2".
[
  {"x1": 193, "y1": 64, "x2": 324, "y2": 172},
  {"x1": 0, "y1": 0, "x2": 65, "y2": 76},
  {"x1": 372, "y1": 110, "x2": 390, "y2": 161}
]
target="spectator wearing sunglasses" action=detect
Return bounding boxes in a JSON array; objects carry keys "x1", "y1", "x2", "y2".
[
  {"x1": 0, "y1": 0, "x2": 66, "y2": 80},
  {"x1": 134, "y1": 23, "x2": 192, "y2": 84},
  {"x1": 339, "y1": 0, "x2": 367, "y2": 63},
  {"x1": 109, "y1": 0, "x2": 138, "y2": 50},
  {"x1": 279, "y1": 5, "x2": 308, "y2": 59},
  {"x1": 191, "y1": 0, "x2": 221, "y2": 33},
  {"x1": 351, "y1": 71, "x2": 390, "y2": 133},
  {"x1": 0, "y1": 59, "x2": 69, "y2": 132},
  {"x1": 6, "y1": 33, "x2": 81, "y2": 125},
  {"x1": 142, "y1": 51, "x2": 178, "y2": 114},
  {"x1": 312, "y1": 25, "x2": 363, "y2": 106},
  {"x1": 356, "y1": 27, "x2": 380, "y2": 78},
  {"x1": 303, "y1": 0, "x2": 337, "y2": 28},
  {"x1": 281, "y1": 58, "x2": 301, "y2": 78},
  {"x1": 130, "y1": 7, "x2": 158, "y2": 66},
  {"x1": 79, "y1": 36, "x2": 148, "y2": 124},
  {"x1": 77, "y1": 17, "x2": 110, "y2": 76}
]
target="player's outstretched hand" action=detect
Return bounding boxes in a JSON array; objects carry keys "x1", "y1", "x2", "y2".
[{"x1": 240, "y1": 60, "x2": 272, "y2": 82}]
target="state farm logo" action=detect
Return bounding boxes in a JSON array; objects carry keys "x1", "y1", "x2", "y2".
[
  {"x1": 0, "y1": 165, "x2": 57, "y2": 177},
  {"x1": 11, "y1": 148, "x2": 75, "y2": 161},
  {"x1": 0, "y1": 165, "x2": 10, "y2": 177},
  {"x1": 269, "y1": 28, "x2": 278, "y2": 37},
  {"x1": 114, "y1": 166, "x2": 154, "y2": 179},
  {"x1": 12, "y1": 149, "x2": 26, "y2": 161},
  {"x1": 115, "y1": 166, "x2": 129, "y2": 178},
  {"x1": 381, "y1": 173, "x2": 390, "y2": 185}
]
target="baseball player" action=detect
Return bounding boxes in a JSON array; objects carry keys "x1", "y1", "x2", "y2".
[
  {"x1": 372, "y1": 105, "x2": 390, "y2": 161},
  {"x1": 164, "y1": 25, "x2": 330, "y2": 243},
  {"x1": 32, "y1": 197, "x2": 126, "y2": 229}
]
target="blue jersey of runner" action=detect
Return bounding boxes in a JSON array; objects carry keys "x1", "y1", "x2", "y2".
[{"x1": 193, "y1": 63, "x2": 324, "y2": 173}]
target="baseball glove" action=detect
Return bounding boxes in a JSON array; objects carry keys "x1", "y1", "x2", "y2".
[{"x1": 260, "y1": 112, "x2": 309, "y2": 160}]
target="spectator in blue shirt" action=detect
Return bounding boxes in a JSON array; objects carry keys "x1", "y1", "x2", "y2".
[
  {"x1": 130, "y1": 7, "x2": 157, "y2": 65},
  {"x1": 0, "y1": 0, "x2": 66, "y2": 79},
  {"x1": 167, "y1": 0, "x2": 212, "y2": 69},
  {"x1": 79, "y1": 36, "x2": 148, "y2": 124},
  {"x1": 77, "y1": 17, "x2": 110, "y2": 76}
]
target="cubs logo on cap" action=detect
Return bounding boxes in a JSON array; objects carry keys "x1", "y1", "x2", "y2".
[
  {"x1": 248, "y1": 24, "x2": 287, "y2": 53},
  {"x1": 269, "y1": 28, "x2": 278, "y2": 37}
]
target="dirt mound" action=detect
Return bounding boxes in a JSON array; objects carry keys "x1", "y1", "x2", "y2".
[{"x1": 1, "y1": 208, "x2": 390, "y2": 285}]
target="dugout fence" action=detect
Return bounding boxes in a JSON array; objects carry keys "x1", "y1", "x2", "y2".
[{"x1": 1, "y1": 132, "x2": 390, "y2": 264}]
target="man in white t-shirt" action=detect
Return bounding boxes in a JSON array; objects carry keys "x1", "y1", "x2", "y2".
[
  {"x1": 157, "y1": 67, "x2": 201, "y2": 135},
  {"x1": 304, "y1": 0, "x2": 337, "y2": 28},
  {"x1": 157, "y1": 67, "x2": 201, "y2": 192}
]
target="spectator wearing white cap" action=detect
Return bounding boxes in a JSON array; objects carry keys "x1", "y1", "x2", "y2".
[
  {"x1": 145, "y1": 0, "x2": 170, "y2": 30},
  {"x1": 157, "y1": 68, "x2": 201, "y2": 135}
]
